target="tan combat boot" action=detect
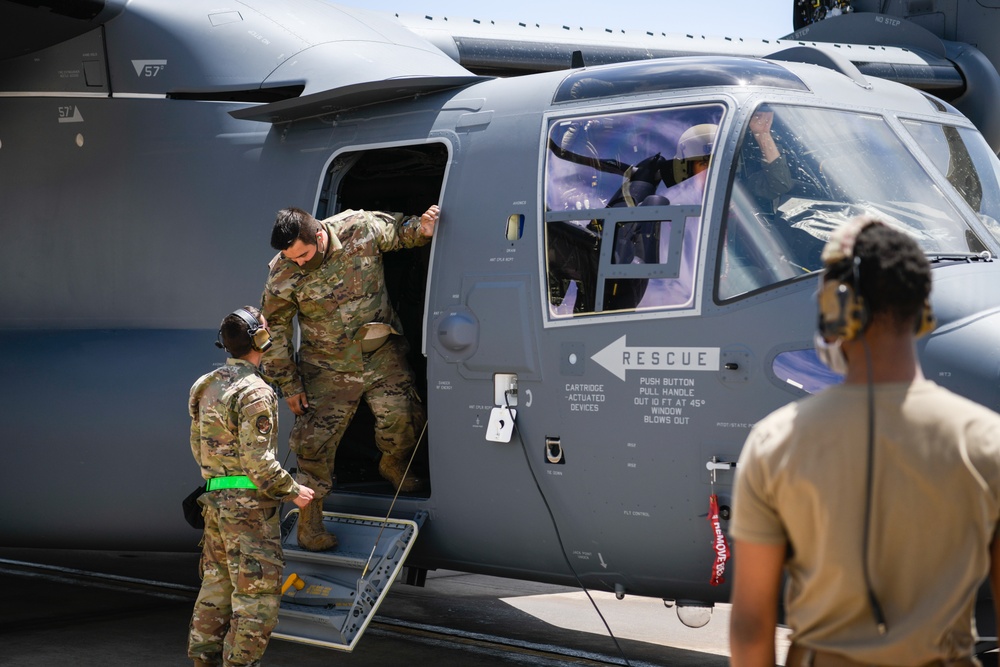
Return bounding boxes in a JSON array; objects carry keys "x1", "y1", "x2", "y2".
[
  {"x1": 296, "y1": 499, "x2": 338, "y2": 551},
  {"x1": 378, "y1": 453, "x2": 427, "y2": 493}
]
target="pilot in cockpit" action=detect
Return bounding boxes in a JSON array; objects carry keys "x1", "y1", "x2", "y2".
[
  {"x1": 606, "y1": 121, "x2": 718, "y2": 210},
  {"x1": 737, "y1": 110, "x2": 793, "y2": 204},
  {"x1": 616, "y1": 111, "x2": 792, "y2": 208},
  {"x1": 665, "y1": 122, "x2": 718, "y2": 205},
  {"x1": 546, "y1": 113, "x2": 725, "y2": 314}
]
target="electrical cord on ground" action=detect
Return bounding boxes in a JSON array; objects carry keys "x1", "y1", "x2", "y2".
[{"x1": 504, "y1": 390, "x2": 634, "y2": 667}]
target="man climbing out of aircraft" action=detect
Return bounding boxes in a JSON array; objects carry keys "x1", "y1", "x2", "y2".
[
  {"x1": 261, "y1": 204, "x2": 439, "y2": 551},
  {"x1": 728, "y1": 216, "x2": 1000, "y2": 667},
  {"x1": 188, "y1": 306, "x2": 315, "y2": 667}
]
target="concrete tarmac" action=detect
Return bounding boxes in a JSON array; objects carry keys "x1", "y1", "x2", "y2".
[{"x1": 0, "y1": 547, "x2": 761, "y2": 666}]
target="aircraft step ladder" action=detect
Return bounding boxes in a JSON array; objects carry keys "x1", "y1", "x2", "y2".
[{"x1": 272, "y1": 509, "x2": 426, "y2": 652}]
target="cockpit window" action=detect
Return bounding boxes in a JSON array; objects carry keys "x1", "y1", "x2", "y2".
[
  {"x1": 718, "y1": 104, "x2": 991, "y2": 301},
  {"x1": 544, "y1": 104, "x2": 725, "y2": 319},
  {"x1": 901, "y1": 121, "x2": 1000, "y2": 246}
]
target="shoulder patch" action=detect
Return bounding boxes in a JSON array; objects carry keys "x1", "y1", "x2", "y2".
[
  {"x1": 243, "y1": 397, "x2": 272, "y2": 419},
  {"x1": 240, "y1": 384, "x2": 275, "y2": 422},
  {"x1": 256, "y1": 414, "x2": 273, "y2": 434}
]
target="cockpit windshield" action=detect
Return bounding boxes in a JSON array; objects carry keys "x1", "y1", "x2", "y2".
[
  {"x1": 900, "y1": 120, "x2": 1000, "y2": 245},
  {"x1": 544, "y1": 104, "x2": 725, "y2": 319},
  {"x1": 718, "y1": 105, "x2": 993, "y2": 301}
]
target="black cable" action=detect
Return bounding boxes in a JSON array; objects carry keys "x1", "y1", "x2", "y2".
[
  {"x1": 279, "y1": 447, "x2": 296, "y2": 539},
  {"x1": 860, "y1": 338, "x2": 888, "y2": 635},
  {"x1": 362, "y1": 421, "x2": 428, "y2": 579},
  {"x1": 504, "y1": 390, "x2": 634, "y2": 667}
]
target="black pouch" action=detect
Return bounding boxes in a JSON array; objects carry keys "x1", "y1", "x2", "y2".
[{"x1": 182, "y1": 484, "x2": 206, "y2": 529}]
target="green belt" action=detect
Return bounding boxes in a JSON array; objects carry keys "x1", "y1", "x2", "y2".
[{"x1": 206, "y1": 475, "x2": 257, "y2": 491}]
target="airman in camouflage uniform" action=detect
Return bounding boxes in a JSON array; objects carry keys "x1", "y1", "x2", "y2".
[
  {"x1": 188, "y1": 306, "x2": 315, "y2": 667},
  {"x1": 261, "y1": 205, "x2": 439, "y2": 551}
]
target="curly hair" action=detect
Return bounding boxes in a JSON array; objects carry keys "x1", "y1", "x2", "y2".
[{"x1": 825, "y1": 219, "x2": 931, "y2": 334}]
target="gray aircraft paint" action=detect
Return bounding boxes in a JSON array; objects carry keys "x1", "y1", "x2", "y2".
[{"x1": 2, "y1": 0, "x2": 1000, "y2": 637}]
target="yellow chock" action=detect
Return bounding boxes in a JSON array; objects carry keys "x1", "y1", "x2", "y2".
[{"x1": 281, "y1": 573, "x2": 306, "y2": 595}]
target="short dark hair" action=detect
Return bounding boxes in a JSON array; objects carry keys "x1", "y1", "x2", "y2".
[
  {"x1": 826, "y1": 221, "x2": 931, "y2": 333},
  {"x1": 271, "y1": 207, "x2": 321, "y2": 251},
  {"x1": 219, "y1": 305, "x2": 262, "y2": 358}
]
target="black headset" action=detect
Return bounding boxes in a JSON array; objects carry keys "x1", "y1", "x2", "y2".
[{"x1": 215, "y1": 308, "x2": 272, "y2": 353}]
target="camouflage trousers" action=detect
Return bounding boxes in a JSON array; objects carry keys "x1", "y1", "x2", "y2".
[
  {"x1": 188, "y1": 494, "x2": 284, "y2": 667},
  {"x1": 292, "y1": 337, "x2": 425, "y2": 496}
]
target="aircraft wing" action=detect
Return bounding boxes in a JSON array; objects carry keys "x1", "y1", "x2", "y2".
[
  {"x1": 0, "y1": 1, "x2": 974, "y2": 97},
  {"x1": 1, "y1": 1, "x2": 997, "y2": 139},
  {"x1": 394, "y1": 10, "x2": 965, "y2": 94},
  {"x1": 388, "y1": 9, "x2": 999, "y2": 148}
]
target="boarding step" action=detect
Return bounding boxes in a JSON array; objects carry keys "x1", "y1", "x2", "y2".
[{"x1": 272, "y1": 509, "x2": 425, "y2": 652}]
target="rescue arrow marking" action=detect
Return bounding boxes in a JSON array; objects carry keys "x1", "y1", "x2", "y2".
[{"x1": 591, "y1": 335, "x2": 720, "y2": 381}]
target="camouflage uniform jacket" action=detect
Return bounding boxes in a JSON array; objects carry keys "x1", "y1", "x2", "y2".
[
  {"x1": 189, "y1": 358, "x2": 301, "y2": 504},
  {"x1": 260, "y1": 209, "x2": 429, "y2": 397}
]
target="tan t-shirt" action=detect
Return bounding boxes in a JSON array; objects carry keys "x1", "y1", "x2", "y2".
[{"x1": 732, "y1": 380, "x2": 1000, "y2": 665}]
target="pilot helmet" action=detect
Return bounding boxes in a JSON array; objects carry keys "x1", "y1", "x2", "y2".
[{"x1": 674, "y1": 123, "x2": 718, "y2": 183}]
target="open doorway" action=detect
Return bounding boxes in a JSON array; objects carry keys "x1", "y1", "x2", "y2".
[{"x1": 315, "y1": 142, "x2": 448, "y2": 495}]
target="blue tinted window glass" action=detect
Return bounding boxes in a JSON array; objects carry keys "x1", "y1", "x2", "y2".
[
  {"x1": 545, "y1": 104, "x2": 725, "y2": 318},
  {"x1": 772, "y1": 349, "x2": 842, "y2": 394}
]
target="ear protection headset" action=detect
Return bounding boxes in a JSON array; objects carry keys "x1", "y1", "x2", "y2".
[
  {"x1": 817, "y1": 218, "x2": 935, "y2": 341},
  {"x1": 215, "y1": 308, "x2": 272, "y2": 353},
  {"x1": 914, "y1": 299, "x2": 936, "y2": 338},
  {"x1": 817, "y1": 255, "x2": 868, "y2": 341}
]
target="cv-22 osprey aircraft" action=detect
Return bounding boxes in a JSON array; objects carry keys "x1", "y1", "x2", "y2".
[{"x1": 4, "y1": 0, "x2": 1000, "y2": 652}]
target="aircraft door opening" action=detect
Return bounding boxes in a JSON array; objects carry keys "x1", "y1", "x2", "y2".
[{"x1": 315, "y1": 142, "x2": 448, "y2": 495}]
